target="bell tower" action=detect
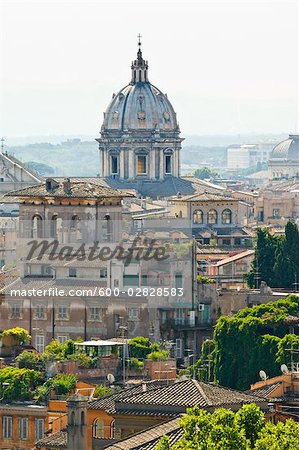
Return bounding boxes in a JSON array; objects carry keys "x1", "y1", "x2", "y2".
[
  {"x1": 66, "y1": 393, "x2": 88, "y2": 450},
  {"x1": 131, "y1": 34, "x2": 148, "y2": 84}
]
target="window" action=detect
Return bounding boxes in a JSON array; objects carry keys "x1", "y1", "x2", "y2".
[
  {"x1": 42, "y1": 265, "x2": 52, "y2": 277},
  {"x1": 3, "y1": 416, "x2": 12, "y2": 439},
  {"x1": 222, "y1": 209, "x2": 232, "y2": 224},
  {"x1": 193, "y1": 210, "x2": 203, "y2": 224},
  {"x1": 70, "y1": 215, "x2": 80, "y2": 231},
  {"x1": 31, "y1": 215, "x2": 43, "y2": 239},
  {"x1": 57, "y1": 335, "x2": 68, "y2": 344},
  {"x1": 69, "y1": 268, "x2": 77, "y2": 278},
  {"x1": 57, "y1": 305, "x2": 69, "y2": 320},
  {"x1": 137, "y1": 155, "x2": 147, "y2": 174},
  {"x1": 93, "y1": 419, "x2": 104, "y2": 438},
  {"x1": 100, "y1": 268, "x2": 107, "y2": 279},
  {"x1": 222, "y1": 239, "x2": 231, "y2": 246},
  {"x1": 165, "y1": 155, "x2": 172, "y2": 174},
  {"x1": 89, "y1": 306, "x2": 102, "y2": 321},
  {"x1": 50, "y1": 215, "x2": 58, "y2": 238},
  {"x1": 35, "y1": 418, "x2": 44, "y2": 441},
  {"x1": 175, "y1": 273, "x2": 183, "y2": 289},
  {"x1": 234, "y1": 238, "x2": 241, "y2": 246},
  {"x1": 19, "y1": 417, "x2": 28, "y2": 440},
  {"x1": 10, "y1": 303, "x2": 21, "y2": 319},
  {"x1": 35, "y1": 335, "x2": 45, "y2": 353},
  {"x1": 34, "y1": 304, "x2": 46, "y2": 319},
  {"x1": 141, "y1": 274, "x2": 148, "y2": 285},
  {"x1": 175, "y1": 309, "x2": 184, "y2": 325},
  {"x1": 128, "y1": 308, "x2": 139, "y2": 321},
  {"x1": 111, "y1": 155, "x2": 118, "y2": 174},
  {"x1": 123, "y1": 274, "x2": 139, "y2": 286},
  {"x1": 273, "y1": 208, "x2": 280, "y2": 218},
  {"x1": 207, "y1": 209, "x2": 218, "y2": 224}
]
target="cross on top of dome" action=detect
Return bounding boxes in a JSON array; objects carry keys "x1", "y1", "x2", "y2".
[{"x1": 131, "y1": 33, "x2": 148, "y2": 83}]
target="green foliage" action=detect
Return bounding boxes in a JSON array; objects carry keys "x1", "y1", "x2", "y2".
[
  {"x1": 16, "y1": 351, "x2": 43, "y2": 369},
  {"x1": 93, "y1": 385, "x2": 112, "y2": 399},
  {"x1": 129, "y1": 336, "x2": 152, "y2": 359},
  {"x1": 193, "y1": 167, "x2": 219, "y2": 180},
  {"x1": 235, "y1": 404, "x2": 265, "y2": 448},
  {"x1": 50, "y1": 373, "x2": 76, "y2": 396},
  {"x1": 147, "y1": 350, "x2": 170, "y2": 361},
  {"x1": 211, "y1": 295, "x2": 299, "y2": 389},
  {"x1": 1, "y1": 327, "x2": 31, "y2": 345},
  {"x1": 128, "y1": 357, "x2": 144, "y2": 371},
  {"x1": 246, "y1": 221, "x2": 299, "y2": 289},
  {"x1": 155, "y1": 435, "x2": 171, "y2": 450},
  {"x1": 254, "y1": 420, "x2": 299, "y2": 450},
  {"x1": 197, "y1": 275, "x2": 216, "y2": 284},
  {"x1": 158, "y1": 405, "x2": 299, "y2": 450},
  {"x1": 67, "y1": 353, "x2": 95, "y2": 368},
  {"x1": 0, "y1": 366, "x2": 44, "y2": 402},
  {"x1": 194, "y1": 339, "x2": 215, "y2": 382},
  {"x1": 276, "y1": 334, "x2": 299, "y2": 367}
]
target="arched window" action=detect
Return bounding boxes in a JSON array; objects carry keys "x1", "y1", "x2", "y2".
[
  {"x1": 165, "y1": 155, "x2": 172, "y2": 174},
  {"x1": 50, "y1": 215, "x2": 58, "y2": 238},
  {"x1": 31, "y1": 215, "x2": 43, "y2": 238},
  {"x1": 110, "y1": 420, "x2": 115, "y2": 438},
  {"x1": 104, "y1": 214, "x2": 112, "y2": 242},
  {"x1": 93, "y1": 419, "x2": 104, "y2": 438},
  {"x1": 222, "y1": 209, "x2": 232, "y2": 224},
  {"x1": 193, "y1": 210, "x2": 203, "y2": 224},
  {"x1": 207, "y1": 209, "x2": 218, "y2": 225},
  {"x1": 81, "y1": 411, "x2": 85, "y2": 426},
  {"x1": 70, "y1": 215, "x2": 80, "y2": 231},
  {"x1": 70, "y1": 411, "x2": 75, "y2": 427},
  {"x1": 111, "y1": 155, "x2": 118, "y2": 174}
]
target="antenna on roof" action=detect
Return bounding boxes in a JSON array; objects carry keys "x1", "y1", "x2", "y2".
[
  {"x1": 281, "y1": 364, "x2": 289, "y2": 374},
  {"x1": 259, "y1": 370, "x2": 267, "y2": 381}
]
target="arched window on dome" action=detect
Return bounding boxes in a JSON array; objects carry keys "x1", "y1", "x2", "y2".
[
  {"x1": 93, "y1": 419, "x2": 104, "y2": 438},
  {"x1": 193, "y1": 210, "x2": 203, "y2": 224},
  {"x1": 207, "y1": 209, "x2": 218, "y2": 225},
  {"x1": 222, "y1": 209, "x2": 232, "y2": 224}
]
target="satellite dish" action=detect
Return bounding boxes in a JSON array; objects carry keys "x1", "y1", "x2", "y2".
[
  {"x1": 107, "y1": 373, "x2": 115, "y2": 384},
  {"x1": 281, "y1": 364, "x2": 289, "y2": 374},
  {"x1": 259, "y1": 370, "x2": 267, "y2": 381}
]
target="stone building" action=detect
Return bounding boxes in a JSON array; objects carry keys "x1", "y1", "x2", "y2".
[{"x1": 268, "y1": 134, "x2": 299, "y2": 180}]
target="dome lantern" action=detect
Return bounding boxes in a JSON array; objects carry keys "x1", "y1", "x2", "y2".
[{"x1": 131, "y1": 34, "x2": 148, "y2": 84}]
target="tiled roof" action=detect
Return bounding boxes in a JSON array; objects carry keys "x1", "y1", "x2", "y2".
[
  {"x1": 171, "y1": 192, "x2": 237, "y2": 202},
  {"x1": 104, "y1": 417, "x2": 183, "y2": 450},
  {"x1": 89, "y1": 379, "x2": 266, "y2": 417},
  {"x1": 5, "y1": 180, "x2": 134, "y2": 199},
  {"x1": 248, "y1": 382, "x2": 282, "y2": 398},
  {"x1": 0, "y1": 267, "x2": 19, "y2": 291},
  {"x1": 115, "y1": 380, "x2": 266, "y2": 412},
  {"x1": 88, "y1": 380, "x2": 177, "y2": 413},
  {"x1": 35, "y1": 430, "x2": 67, "y2": 448}
]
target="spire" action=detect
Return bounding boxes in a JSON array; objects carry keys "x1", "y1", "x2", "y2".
[{"x1": 131, "y1": 33, "x2": 148, "y2": 84}]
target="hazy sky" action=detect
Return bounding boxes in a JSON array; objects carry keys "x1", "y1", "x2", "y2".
[{"x1": 0, "y1": 0, "x2": 298, "y2": 140}]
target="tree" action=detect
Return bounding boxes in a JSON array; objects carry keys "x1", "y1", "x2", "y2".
[
  {"x1": 193, "y1": 167, "x2": 219, "y2": 180},
  {"x1": 155, "y1": 436, "x2": 171, "y2": 450},
  {"x1": 254, "y1": 420, "x2": 299, "y2": 450},
  {"x1": 93, "y1": 385, "x2": 112, "y2": 399},
  {"x1": 50, "y1": 373, "x2": 76, "y2": 396},
  {"x1": 129, "y1": 336, "x2": 152, "y2": 359},
  {"x1": 211, "y1": 295, "x2": 299, "y2": 389},
  {"x1": 235, "y1": 404, "x2": 265, "y2": 448},
  {"x1": 0, "y1": 366, "x2": 44, "y2": 402},
  {"x1": 1, "y1": 327, "x2": 31, "y2": 345},
  {"x1": 16, "y1": 351, "x2": 43, "y2": 369}
]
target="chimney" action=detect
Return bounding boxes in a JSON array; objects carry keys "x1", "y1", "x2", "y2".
[{"x1": 63, "y1": 177, "x2": 71, "y2": 194}]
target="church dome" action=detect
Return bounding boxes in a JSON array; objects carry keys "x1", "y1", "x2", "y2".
[
  {"x1": 101, "y1": 44, "x2": 179, "y2": 132},
  {"x1": 270, "y1": 135, "x2": 299, "y2": 160}
]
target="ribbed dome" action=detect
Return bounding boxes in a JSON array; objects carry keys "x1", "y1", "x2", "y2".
[
  {"x1": 102, "y1": 83, "x2": 178, "y2": 131},
  {"x1": 101, "y1": 44, "x2": 178, "y2": 133},
  {"x1": 270, "y1": 135, "x2": 299, "y2": 160}
]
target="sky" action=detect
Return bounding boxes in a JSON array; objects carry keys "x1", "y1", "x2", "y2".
[{"x1": 0, "y1": 0, "x2": 298, "y2": 140}]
